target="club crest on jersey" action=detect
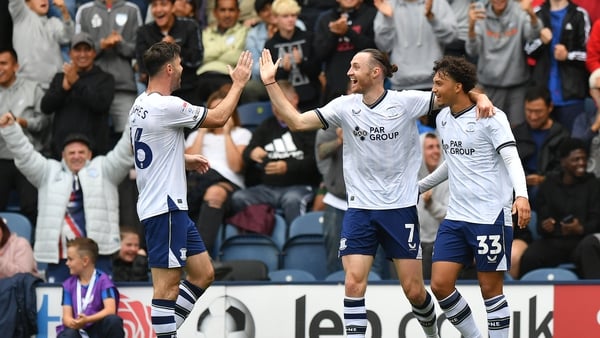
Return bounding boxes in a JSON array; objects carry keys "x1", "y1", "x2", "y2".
[{"x1": 466, "y1": 122, "x2": 476, "y2": 132}]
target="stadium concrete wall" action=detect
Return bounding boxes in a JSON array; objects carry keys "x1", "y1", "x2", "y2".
[{"x1": 34, "y1": 282, "x2": 600, "y2": 338}]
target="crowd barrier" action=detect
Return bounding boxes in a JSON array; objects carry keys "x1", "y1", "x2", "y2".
[{"x1": 34, "y1": 281, "x2": 600, "y2": 338}]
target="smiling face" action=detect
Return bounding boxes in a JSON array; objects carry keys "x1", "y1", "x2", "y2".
[
  {"x1": 562, "y1": 149, "x2": 588, "y2": 178},
  {"x1": 168, "y1": 55, "x2": 183, "y2": 91},
  {"x1": 423, "y1": 134, "x2": 442, "y2": 170},
  {"x1": 524, "y1": 97, "x2": 553, "y2": 130},
  {"x1": 119, "y1": 232, "x2": 140, "y2": 263},
  {"x1": 432, "y1": 71, "x2": 461, "y2": 107},
  {"x1": 152, "y1": 0, "x2": 176, "y2": 30},
  {"x1": 0, "y1": 51, "x2": 18, "y2": 88},
  {"x1": 70, "y1": 44, "x2": 96, "y2": 71},
  {"x1": 62, "y1": 141, "x2": 93, "y2": 173},
  {"x1": 346, "y1": 52, "x2": 376, "y2": 94}
]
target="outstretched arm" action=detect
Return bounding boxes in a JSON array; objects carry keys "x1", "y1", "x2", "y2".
[{"x1": 259, "y1": 49, "x2": 324, "y2": 131}]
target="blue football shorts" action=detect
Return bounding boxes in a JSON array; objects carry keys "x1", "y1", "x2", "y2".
[
  {"x1": 433, "y1": 209, "x2": 514, "y2": 271},
  {"x1": 339, "y1": 207, "x2": 422, "y2": 260},
  {"x1": 142, "y1": 210, "x2": 206, "y2": 268}
]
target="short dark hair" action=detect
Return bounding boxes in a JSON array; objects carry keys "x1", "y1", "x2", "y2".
[
  {"x1": 558, "y1": 138, "x2": 587, "y2": 159},
  {"x1": 254, "y1": 0, "x2": 272, "y2": 13},
  {"x1": 361, "y1": 48, "x2": 397, "y2": 78},
  {"x1": 143, "y1": 42, "x2": 181, "y2": 77},
  {"x1": 432, "y1": 56, "x2": 477, "y2": 93},
  {"x1": 524, "y1": 85, "x2": 552, "y2": 106},
  {"x1": 0, "y1": 47, "x2": 18, "y2": 63},
  {"x1": 67, "y1": 237, "x2": 99, "y2": 264}
]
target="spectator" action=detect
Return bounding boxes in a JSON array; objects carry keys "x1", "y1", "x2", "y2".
[
  {"x1": 264, "y1": 0, "x2": 321, "y2": 111},
  {"x1": 526, "y1": 0, "x2": 590, "y2": 132},
  {"x1": 519, "y1": 138, "x2": 600, "y2": 278},
  {"x1": 313, "y1": 0, "x2": 377, "y2": 103},
  {"x1": 205, "y1": 0, "x2": 260, "y2": 28},
  {"x1": 0, "y1": 112, "x2": 133, "y2": 283},
  {"x1": 136, "y1": 0, "x2": 203, "y2": 105},
  {"x1": 513, "y1": 85, "x2": 570, "y2": 205},
  {"x1": 75, "y1": 0, "x2": 142, "y2": 138},
  {"x1": 416, "y1": 132, "x2": 448, "y2": 280},
  {"x1": 196, "y1": 0, "x2": 249, "y2": 103},
  {"x1": 232, "y1": 80, "x2": 321, "y2": 225},
  {"x1": 9, "y1": 0, "x2": 73, "y2": 89},
  {"x1": 41, "y1": 32, "x2": 115, "y2": 159},
  {"x1": 56, "y1": 238, "x2": 124, "y2": 338},
  {"x1": 0, "y1": 47, "x2": 49, "y2": 225},
  {"x1": 185, "y1": 89, "x2": 251, "y2": 256},
  {"x1": 467, "y1": 0, "x2": 541, "y2": 126},
  {"x1": 0, "y1": 217, "x2": 38, "y2": 279},
  {"x1": 374, "y1": 0, "x2": 457, "y2": 91},
  {"x1": 112, "y1": 227, "x2": 149, "y2": 282}
]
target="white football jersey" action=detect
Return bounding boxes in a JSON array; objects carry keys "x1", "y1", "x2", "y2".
[
  {"x1": 129, "y1": 92, "x2": 207, "y2": 221},
  {"x1": 436, "y1": 105, "x2": 516, "y2": 224},
  {"x1": 316, "y1": 90, "x2": 434, "y2": 209}
]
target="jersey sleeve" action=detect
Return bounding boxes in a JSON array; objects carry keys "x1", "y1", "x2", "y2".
[
  {"x1": 400, "y1": 90, "x2": 435, "y2": 119},
  {"x1": 163, "y1": 97, "x2": 207, "y2": 130},
  {"x1": 61, "y1": 288, "x2": 73, "y2": 306},
  {"x1": 486, "y1": 110, "x2": 516, "y2": 152},
  {"x1": 315, "y1": 95, "x2": 348, "y2": 129}
]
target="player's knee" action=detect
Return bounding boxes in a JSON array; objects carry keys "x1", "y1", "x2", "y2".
[
  {"x1": 344, "y1": 275, "x2": 367, "y2": 297},
  {"x1": 429, "y1": 279, "x2": 452, "y2": 300}
]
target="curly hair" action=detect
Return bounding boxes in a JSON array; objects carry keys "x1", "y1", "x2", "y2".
[{"x1": 432, "y1": 56, "x2": 477, "y2": 93}]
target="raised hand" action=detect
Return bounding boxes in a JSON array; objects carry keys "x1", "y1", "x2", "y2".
[
  {"x1": 373, "y1": 0, "x2": 393, "y2": 17},
  {"x1": 259, "y1": 49, "x2": 280, "y2": 85},
  {"x1": 228, "y1": 50, "x2": 252, "y2": 87}
]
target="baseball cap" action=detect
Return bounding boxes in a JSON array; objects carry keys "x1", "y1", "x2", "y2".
[
  {"x1": 70, "y1": 32, "x2": 95, "y2": 50},
  {"x1": 62, "y1": 133, "x2": 93, "y2": 150}
]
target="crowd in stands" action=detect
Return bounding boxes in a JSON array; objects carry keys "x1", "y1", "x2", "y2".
[{"x1": 1, "y1": 0, "x2": 600, "y2": 299}]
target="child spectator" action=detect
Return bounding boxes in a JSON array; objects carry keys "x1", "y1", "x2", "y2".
[
  {"x1": 112, "y1": 227, "x2": 149, "y2": 282},
  {"x1": 56, "y1": 237, "x2": 124, "y2": 338}
]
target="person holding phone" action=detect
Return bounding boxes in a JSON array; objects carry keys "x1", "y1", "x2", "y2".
[{"x1": 519, "y1": 138, "x2": 600, "y2": 278}]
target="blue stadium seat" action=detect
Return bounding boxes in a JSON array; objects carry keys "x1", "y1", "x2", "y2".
[
  {"x1": 281, "y1": 234, "x2": 328, "y2": 280},
  {"x1": 325, "y1": 270, "x2": 382, "y2": 282},
  {"x1": 520, "y1": 268, "x2": 579, "y2": 281},
  {"x1": 268, "y1": 269, "x2": 316, "y2": 282},
  {"x1": 219, "y1": 234, "x2": 281, "y2": 272},
  {"x1": 288, "y1": 211, "x2": 324, "y2": 238},
  {"x1": 1, "y1": 211, "x2": 33, "y2": 244},
  {"x1": 213, "y1": 214, "x2": 287, "y2": 255},
  {"x1": 237, "y1": 101, "x2": 273, "y2": 131}
]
